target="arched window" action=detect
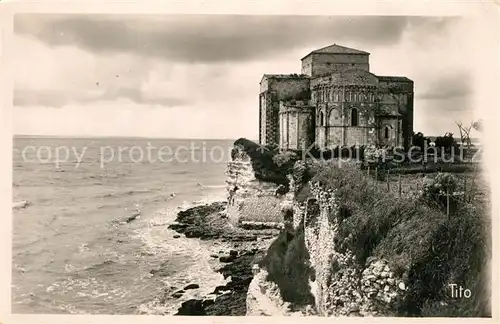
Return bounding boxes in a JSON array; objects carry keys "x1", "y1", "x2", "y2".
[
  {"x1": 384, "y1": 126, "x2": 390, "y2": 139},
  {"x1": 319, "y1": 111, "x2": 325, "y2": 126},
  {"x1": 350, "y1": 108, "x2": 359, "y2": 126},
  {"x1": 329, "y1": 109, "x2": 339, "y2": 125}
]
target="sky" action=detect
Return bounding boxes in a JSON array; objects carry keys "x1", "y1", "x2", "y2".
[{"x1": 12, "y1": 14, "x2": 479, "y2": 139}]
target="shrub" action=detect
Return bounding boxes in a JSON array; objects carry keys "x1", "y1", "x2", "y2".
[
  {"x1": 259, "y1": 222, "x2": 315, "y2": 306},
  {"x1": 232, "y1": 138, "x2": 299, "y2": 186},
  {"x1": 273, "y1": 151, "x2": 298, "y2": 167}
]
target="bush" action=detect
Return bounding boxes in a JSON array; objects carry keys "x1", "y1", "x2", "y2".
[
  {"x1": 259, "y1": 223, "x2": 316, "y2": 307},
  {"x1": 232, "y1": 138, "x2": 299, "y2": 186},
  {"x1": 273, "y1": 151, "x2": 298, "y2": 167}
]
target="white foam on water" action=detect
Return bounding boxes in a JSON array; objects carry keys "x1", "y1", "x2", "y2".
[{"x1": 133, "y1": 196, "x2": 231, "y2": 315}]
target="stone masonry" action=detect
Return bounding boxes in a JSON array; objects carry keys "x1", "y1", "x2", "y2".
[{"x1": 258, "y1": 44, "x2": 414, "y2": 150}]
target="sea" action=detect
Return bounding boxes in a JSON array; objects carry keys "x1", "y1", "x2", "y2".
[{"x1": 11, "y1": 137, "x2": 237, "y2": 315}]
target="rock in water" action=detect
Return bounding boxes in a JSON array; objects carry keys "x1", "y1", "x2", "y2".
[
  {"x1": 172, "y1": 290, "x2": 184, "y2": 299},
  {"x1": 184, "y1": 283, "x2": 200, "y2": 290},
  {"x1": 176, "y1": 299, "x2": 206, "y2": 315},
  {"x1": 219, "y1": 256, "x2": 236, "y2": 263},
  {"x1": 125, "y1": 212, "x2": 141, "y2": 223}
]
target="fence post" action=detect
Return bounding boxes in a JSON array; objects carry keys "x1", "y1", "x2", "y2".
[
  {"x1": 446, "y1": 188, "x2": 450, "y2": 219},
  {"x1": 367, "y1": 166, "x2": 370, "y2": 177},
  {"x1": 463, "y1": 176, "x2": 467, "y2": 202},
  {"x1": 386, "y1": 169, "x2": 390, "y2": 192},
  {"x1": 398, "y1": 174, "x2": 402, "y2": 197}
]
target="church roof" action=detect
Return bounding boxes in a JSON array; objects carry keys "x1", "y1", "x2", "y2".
[
  {"x1": 262, "y1": 74, "x2": 309, "y2": 79},
  {"x1": 377, "y1": 75, "x2": 413, "y2": 83},
  {"x1": 260, "y1": 73, "x2": 310, "y2": 84},
  {"x1": 302, "y1": 44, "x2": 369, "y2": 60}
]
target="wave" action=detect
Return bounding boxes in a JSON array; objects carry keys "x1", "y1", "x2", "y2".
[
  {"x1": 82, "y1": 259, "x2": 118, "y2": 273},
  {"x1": 196, "y1": 182, "x2": 226, "y2": 189},
  {"x1": 201, "y1": 184, "x2": 226, "y2": 189},
  {"x1": 94, "y1": 189, "x2": 154, "y2": 199},
  {"x1": 171, "y1": 170, "x2": 191, "y2": 175},
  {"x1": 13, "y1": 200, "x2": 30, "y2": 210}
]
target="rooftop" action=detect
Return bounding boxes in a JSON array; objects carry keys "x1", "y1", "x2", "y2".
[
  {"x1": 302, "y1": 44, "x2": 370, "y2": 60},
  {"x1": 262, "y1": 74, "x2": 310, "y2": 79},
  {"x1": 377, "y1": 75, "x2": 413, "y2": 83}
]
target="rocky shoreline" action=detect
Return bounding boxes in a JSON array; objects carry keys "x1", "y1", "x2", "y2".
[{"x1": 166, "y1": 201, "x2": 279, "y2": 315}]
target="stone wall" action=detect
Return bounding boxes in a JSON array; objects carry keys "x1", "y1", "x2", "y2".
[
  {"x1": 303, "y1": 53, "x2": 370, "y2": 77},
  {"x1": 378, "y1": 78, "x2": 414, "y2": 149},
  {"x1": 259, "y1": 76, "x2": 311, "y2": 146}
]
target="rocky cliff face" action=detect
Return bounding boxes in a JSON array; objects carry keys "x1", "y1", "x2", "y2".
[
  {"x1": 225, "y1": 145, "x2": 284, "y2": 228},
  {"x1": 301, "y1": 183, "x2": 408, "y2": 316},
  {"x1": 246, "y1": 178, "x2": 409, "y2": 317}
]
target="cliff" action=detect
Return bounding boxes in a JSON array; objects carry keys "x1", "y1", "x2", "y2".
[
  {"x1": 225, "y1": 139, "x2": 297, "y2": 228},
  {"x1": 245, "y1": 153, "x2": 490, "y2": 317}
]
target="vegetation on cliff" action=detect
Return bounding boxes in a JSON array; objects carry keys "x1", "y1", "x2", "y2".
[
  {"x1": 258, "y1": 221, "x2": 316, "y2": 309},
  {"x1": 232, "y1": 138, "x2": 300, "y2": 186},
  {"x1": 260, "y1": 161, "x2": 490, "y2": 317}
]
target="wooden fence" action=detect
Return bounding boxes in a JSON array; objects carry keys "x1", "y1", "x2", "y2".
[{"x1": 366, "y1": 165, "x2": 484, "y2": 218}]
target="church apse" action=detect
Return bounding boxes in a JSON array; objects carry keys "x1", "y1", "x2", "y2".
[{"x1": 259, "y1": 44, "x2": 414, "y2": 150}]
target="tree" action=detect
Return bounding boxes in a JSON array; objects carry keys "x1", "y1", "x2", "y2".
[
  {"x1": 412, "y1": 131, "x2": 431, "y2": 151},
  {"x1": 434, "y1": 132, "x2": 456, "y2": 152},
  {"x1": 455, "y1": 121, "x2": 473, "y2": 149}
]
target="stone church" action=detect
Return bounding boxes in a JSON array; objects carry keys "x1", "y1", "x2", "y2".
[{"x1": 258, "y1": 44, "x2": 414, "y2": 150}]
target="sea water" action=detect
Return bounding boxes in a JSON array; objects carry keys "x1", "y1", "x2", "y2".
[{"x1": 12, "y1": 137, "x2": 234, "y2": 314}]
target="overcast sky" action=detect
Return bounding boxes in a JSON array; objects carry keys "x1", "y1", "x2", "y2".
[{"x1": 13, "y1": 14, "x2": 478, "y2": 138}]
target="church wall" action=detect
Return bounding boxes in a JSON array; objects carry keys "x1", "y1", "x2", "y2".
[
  {"x1": 378, "y1": 118, "x2": 401, "y2": 147},
  {"x1": 270, "y1": 78, "x2": 311, "y2": 101},
  {"x1": 378, "y1": 79, "x2": 414, "y2": 149},
  {"x1": 316, "y1": 126, "x2": 326, "y2": 148},
  {"x1": 308, "y1": 53, "x2": 370, "y2": 77},
  {"x1": 261, "y1": 47, "x2": 413, "y2": 149},
  {"x1": 259, "y1": 93, "x2": 266, "y2": 144},
  {"x1": 344, "y1": 127, "x2": 370, "y2": 146},
  {"x1": 260, "y1": 77, "x2": 269, "y2": 93},
  {"x1": 301, "y1": 56, "x2": 313, "y2": 76},
  {"x1": 288, "y1": 113, "x2": 298, "y2": 149},
  {"x1": 260, "y1": 77, "x2": 311, "y2": 145},
  {"x1": 326, "y1": 127, "x2": 343, "y2": 146},
  {"x1": 298, "y1": 112, "x2": 314, "y2": 150}
]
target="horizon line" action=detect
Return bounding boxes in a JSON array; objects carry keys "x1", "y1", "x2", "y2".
[{"x1": 13, "y1": 134, "x2": 258, "y2": 141}]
